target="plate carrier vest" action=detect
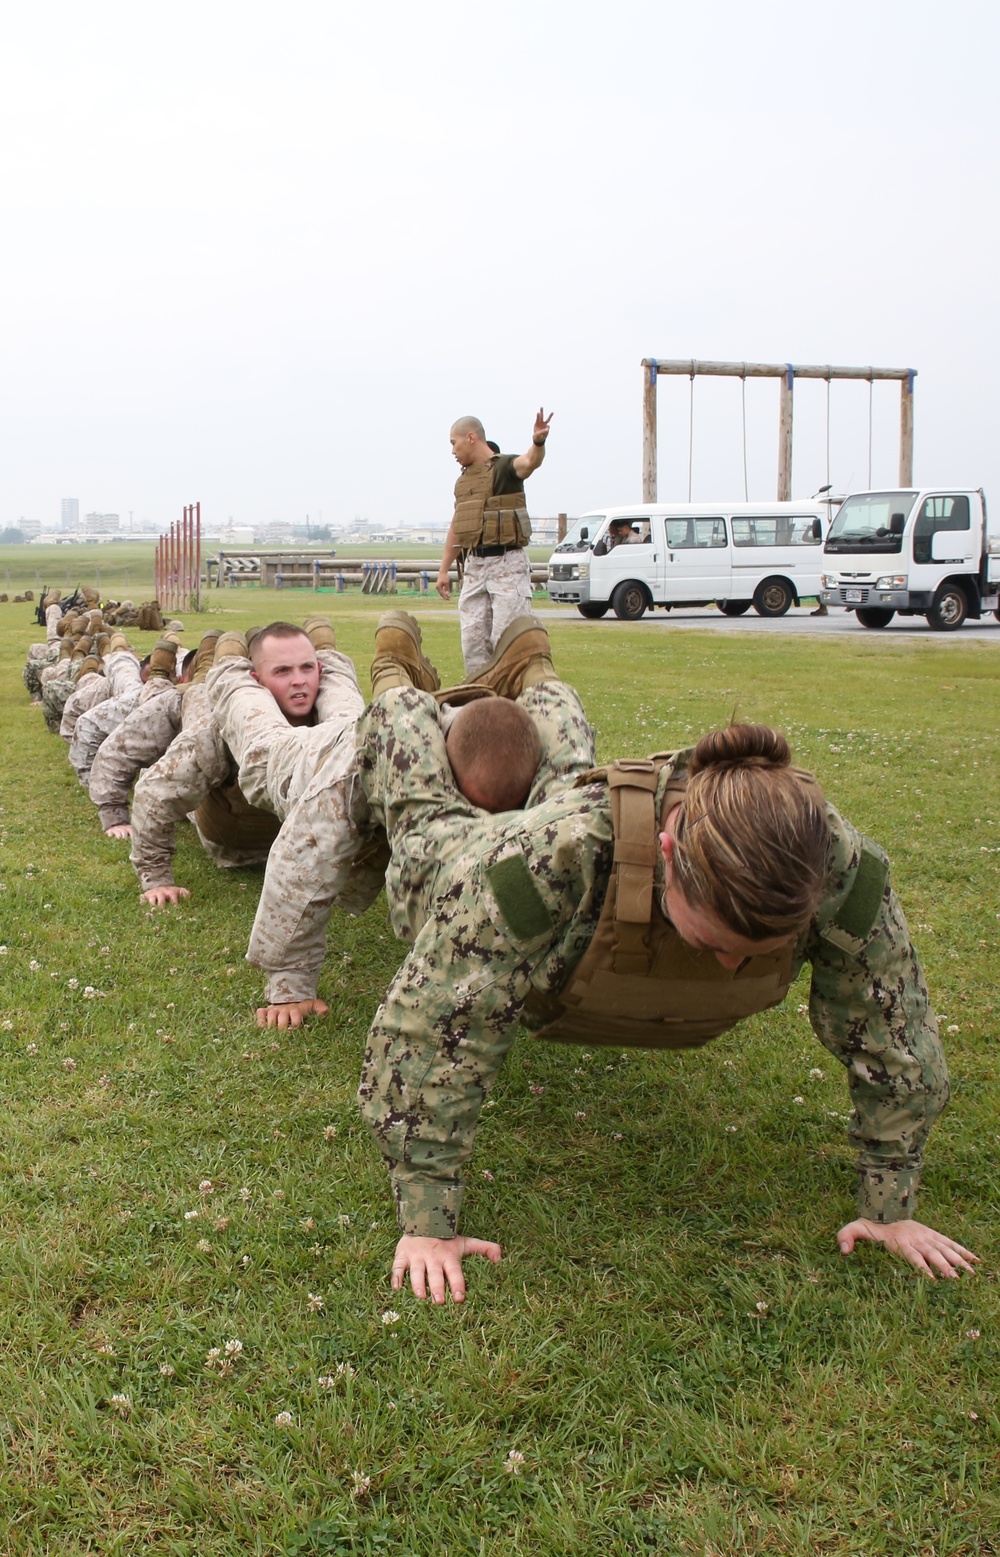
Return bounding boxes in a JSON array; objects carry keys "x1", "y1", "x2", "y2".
[
  {"x1": 524, "y1": 757, "x2": 797, "y2": 1050},
  {"x1": 453, "y1": 459, "x2": 532, "y2": 551}
]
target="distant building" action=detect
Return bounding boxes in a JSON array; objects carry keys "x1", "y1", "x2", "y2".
[
  {"x1": 18, "y1": 518, "x2": 41, "y2": 538},
  {"x1": 61, "y1": 498, "x2": 79, "y2": 531},
  {"x1": 85, "y1": 511, "x2": 120, "y2": 534}
]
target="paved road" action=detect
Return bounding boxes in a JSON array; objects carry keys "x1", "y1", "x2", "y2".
[{"x1": 535, "y1": 605, "x2": 1000, "y2": 641}]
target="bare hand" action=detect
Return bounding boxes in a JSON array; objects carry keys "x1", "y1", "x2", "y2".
[
  {"x1": 436, "y1": 571, "x2": 452, "y2": 601},
  {"x1": 391, "y1": 1233, "x2": 502, "y2": 1303},
  {"x1": 140, "y1": 885, "x2": 191, "y2": 907},
  {"x1": 104, "y1": 824, "x2": 133, "y2": 839},
  {"x1": 532, "y1": 407, "x2": 553, "y2": 443},
  {"x1": 256, "y1": 998, "x2": 330, "y2": 1030},
  {"x1": 837, "y1": 1217, "x2": 980, "y2": 1279}
]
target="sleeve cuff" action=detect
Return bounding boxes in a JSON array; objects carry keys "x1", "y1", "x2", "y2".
[
  {"x1": 393, "y1": 1177, "x2": 465, "y2": 1240},
  {"x1": 98, "y1": 804, "x2": 130, "y2": 829},
  {"x1": 137, "y1": 869, "x2": 175, "y2": 891},
  {"x1": 263, "y1": 969, "x2": 320, "y2": 1005},
  {"x1": 857, "y1": 1166, "x2": 919, "y2": 1223}
]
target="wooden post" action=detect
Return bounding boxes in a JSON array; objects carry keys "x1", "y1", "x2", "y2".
[
  {"x1": 641, "y1": 359, "x2": 657, "y2": 502},
  {"x1": 899, "y1": 373, "x2": 914, "y2": 486},
  {"x1": 777, "y1": 365, "x2": 794, "y2": 501},
  {"x1": 557, "y1": 512, "x2": 567, "y2": 542}
]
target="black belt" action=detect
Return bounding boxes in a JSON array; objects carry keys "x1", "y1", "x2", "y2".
[{"x1": 468, "y1": 544, "x2": 522, "y2": 558}]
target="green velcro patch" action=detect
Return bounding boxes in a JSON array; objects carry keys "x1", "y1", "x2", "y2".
[
  {"x1": 832, "y1": 845, "x2": 888, "y2": 939},
  {"x1": 486, "y1": 852, "x2": 552, "y2": 940}
]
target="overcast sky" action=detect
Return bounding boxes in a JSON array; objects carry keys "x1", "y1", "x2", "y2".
[{"x1": 2, "y1": 0, "x2": 996, "y2": 531}]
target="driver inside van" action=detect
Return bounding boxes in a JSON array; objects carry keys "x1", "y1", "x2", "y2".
[{"x1": 594, "y1": 519, "x2": 644, "y2": 555}]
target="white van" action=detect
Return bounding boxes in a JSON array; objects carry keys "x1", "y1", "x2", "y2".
[{"x1": 546, "y1": 502, "x2": 829, "y2": 620}]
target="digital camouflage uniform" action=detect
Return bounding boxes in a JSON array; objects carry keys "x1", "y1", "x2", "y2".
[
  {"x1": 128, "y1": 683, "x2": 276, "y2": 888},
  {"x1": 89, "y1": 687, "x2": 183, "y2": 832},
  {"x1": 206, "y1": 648, "x2": 387, "y2": 1004},
  {"x1": 60, "y1": 672, "x2": 112, "y2": 742},
  {"x1": 68, "y1": 649, "x2": 146, "y2": 783},
  {"x1": 356, "y1": 681, "x2": 949, "y2": 1241}
]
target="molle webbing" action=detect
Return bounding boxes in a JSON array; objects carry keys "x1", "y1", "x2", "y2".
[
  {"x1": 527, "y1": 755, "x2": 795, "y2": 1050},
  {"x1": 453, "y1": 460, "x2": 530, "y2": 550}
]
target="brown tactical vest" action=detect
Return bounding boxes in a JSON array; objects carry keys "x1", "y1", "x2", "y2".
[
  {"x1": 452, "y1": 460, "x2": 532, "y2": 550},
  {"x1": 524, "y1": 758, "x2": 795, "y2": 1050},
  {"x1": 192, "y1": 782, "x2": 282, "y2": 855}
]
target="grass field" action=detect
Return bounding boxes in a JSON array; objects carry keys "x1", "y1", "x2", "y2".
[{"x1": 1, "y1": 573, "x2": 998, "y2": 1555}]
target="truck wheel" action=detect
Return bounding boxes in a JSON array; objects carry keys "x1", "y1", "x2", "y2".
[
  {"x1": 577, "y1": 602, "x2": 609, "y2": 619},
  {"x1": 855, "y1": 607, "x2": 896, "y2": 629},
  {"x1": 926, "y1": 584, "x2": 968, "y2": 632},
  {"x1": 752, "y1": 578, "x2": 793, "y2": 617},
  {"x1": 611, "y1": 581, "x2": 649, "y2": 621},
  {"x1": 717, "y1": 600, "x2": 752, "y2": 616}
]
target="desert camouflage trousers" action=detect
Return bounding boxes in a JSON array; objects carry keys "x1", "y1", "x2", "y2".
[{"x1": 458, "y1": 548, "x2": 534, "y2": 676}]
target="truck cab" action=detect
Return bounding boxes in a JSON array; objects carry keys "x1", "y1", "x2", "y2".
[{"x1": 819, "y1": 488, "x2": 999, "y2": 629}]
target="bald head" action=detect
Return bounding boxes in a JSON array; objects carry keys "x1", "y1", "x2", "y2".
[
  {"x1": 446, "y1": 699, "x2": 541, "y2": 813},
  {"x1": 450, "y1": 416, "x2": 485, "y2": 440}
]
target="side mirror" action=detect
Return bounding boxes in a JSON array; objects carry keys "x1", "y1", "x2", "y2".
[
  {"x1": 811, "y1": 519, "x2": 822, "y2": 540},
  {"x1": 890, "y1": 512, "x2": 905, "y2": 536},
  {"x1": 580, "y1": 527, "x2": 589, "y2": 542}
]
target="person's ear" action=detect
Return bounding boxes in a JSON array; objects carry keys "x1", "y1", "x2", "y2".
[{"x1": 659, "y1": 830, "x2": 674, "y2": 883}]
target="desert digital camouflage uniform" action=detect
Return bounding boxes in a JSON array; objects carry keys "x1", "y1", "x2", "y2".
[
  {"x1": 206, "y1": 648, "x2": 387, "y2": 1004},
  {"x1": 40, "y1": 660, "x2": 83, "y2": 733},
  {"x1": 89, "y1": 686, "x2": 183, "y2": 831},
  {"x1": 59, "y1": 671, "x2": 112, "y2": 741},
  {"x1": 68, "y1": 649, "x2": 146, "y2": 783},
  {"x1": 128, "y1": 683, "x2": 276, "y2": 889},
  {"x1": 355, "y1": 681, "x2": 949, "y2": 1242}
]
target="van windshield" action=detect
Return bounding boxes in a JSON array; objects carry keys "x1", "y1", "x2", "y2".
[
  {"x1": 825, "y1": 492, "x2": 916, "y2": 554},
  {"x1": 553, "y1": 517, "x2": 603, "y2": 553}
]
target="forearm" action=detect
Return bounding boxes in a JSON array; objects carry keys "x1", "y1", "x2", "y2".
[
  {"x1": 358, "y1": 913, "x2": 533, "y2": 1239},
  {"x1": 806, "y1": 887, "x2": 949, "y2": 1222},
  {"x1": 439, "y1": 521, "x2": 462, "y2": 575}
]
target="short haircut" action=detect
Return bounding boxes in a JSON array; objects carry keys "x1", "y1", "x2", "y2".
[
  {"x1": 446, "y1": 700, "x2": 541, "y2": 812},
  {"x1": 451, "y1": 416, "x2": 486, "y2": 440},
  {"x1": 181, "y1": 648, "x2": 197, "y2": 676},
  {"x1": 250, "y1": 622, "x2": 313, "y2": 664}
]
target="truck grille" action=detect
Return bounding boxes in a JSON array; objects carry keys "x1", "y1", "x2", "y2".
[{"x1": 836, "y1": 587, "x2": 871, "y2": 605}]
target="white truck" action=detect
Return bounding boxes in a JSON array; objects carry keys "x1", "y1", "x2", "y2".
[
  {"x1": 819, "y1": 488, "x2": 1000, "y2": 630},
  {"x1": 546, "y1": 501, "x2": 829, "y2": 620}
]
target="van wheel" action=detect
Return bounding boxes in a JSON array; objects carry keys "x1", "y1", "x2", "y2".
[
  {"x1": 611, "y1": 581, "x2": 649, "y2": 621},
  {"x1": 855, "y1": 607, "x2": 895, "y2": 629},
  {"x1": 753, "y1": 578, "x2": 793, "y2": 617},
  {"x1": 717, "y1": 600, "x2": 752, "y2": 616},
  {"x1": 577, "y1": 602, "x2": 609, "y2": 619},
  {"x1": 926, "y1": 584, "x2": 968, "y2": 631}
]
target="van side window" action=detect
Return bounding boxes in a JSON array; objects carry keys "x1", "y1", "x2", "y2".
[
  {"x1": 913, "y1": 495, "x2": 970, "y2": 564},
  {"x1": 731, "y1": 516, "x2": 821, "y2": 547},
  {"x1": 666, "y1": 518, "x2": 726, "y2": 549}
]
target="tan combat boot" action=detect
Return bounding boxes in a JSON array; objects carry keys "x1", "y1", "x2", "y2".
[
  {"x1": 59, "y1": 637, "x2": 76, "y2": 660},
  {"x1": 76, "y1": 655, "x2": 102, "y2": 680},
  {"x1": 147, "y1": 638, "x2": 179, "y2": 679},
  {"x1": 471, "y1": 617, "x2": 557, "y2": 699},
  {"x1": 370, "y1": 611, "x2": 441, "y2": 698},
  {"x1": 213, "y1": 630, "x2": 249, "y2": 662},
  {"x1": 189, "y1": 630, "x2": 223, "y2": 683},
  {"x1": 95, "y1": 633, "x2": 111, "y2": 657},
  {"x1": 303, "y1": 615, "x2": 337, "y2": 652},
  {"x1": 72, "y1": 634, "x2": 94, "y2": 660},
  {"x1": 107, "y1": 633, "x2": 132, "y2": 655}
]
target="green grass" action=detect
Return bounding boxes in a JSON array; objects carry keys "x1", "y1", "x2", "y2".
[{"x1": 1, "y1": 589, "x2": 998, "y2": 1554}]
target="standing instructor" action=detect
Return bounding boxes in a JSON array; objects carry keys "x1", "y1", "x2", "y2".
[{"x1": 436, "y1": 408, "x2": 552, "y2": 676}]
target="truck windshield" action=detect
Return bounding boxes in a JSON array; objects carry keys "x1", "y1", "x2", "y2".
[
  {"x1": 825, "y1": 491, "x2": 916, "y2": 554},
  {"x1": 553, "y1": 516, "x2": 604, "y2": 553}
]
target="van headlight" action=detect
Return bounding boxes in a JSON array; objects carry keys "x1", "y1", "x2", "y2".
[
  {"x1": 578, "y1": 562, "x2": 589, "y2": 580},
  {"x1": 875, "y1": 575, "x2": 906, "y2": 589},
  {"x1": 822, "y1": 574, "x2": 840, "y2": 588}
]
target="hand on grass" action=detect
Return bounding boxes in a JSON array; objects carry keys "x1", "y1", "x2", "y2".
[
  {"x1": 104, "y1": 824, "x2": 133, "y2": 839},
  {"x1": 256, "y1": 998, "x2": 329, "y2": 1030},
  {"x1": 140, "y1": 885, "x2": 190, "y2": 907},
  {"x1": 837, "y1": 1217, "x2": 980, "y2": 1279},
  {"x1": 391, "y1": 1233, "x2": 502, "y2": 1303}
]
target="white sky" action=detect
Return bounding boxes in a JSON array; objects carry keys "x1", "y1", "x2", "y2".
[{"x1": 2, "y1": 0, "x2": 997, "y2": 531}]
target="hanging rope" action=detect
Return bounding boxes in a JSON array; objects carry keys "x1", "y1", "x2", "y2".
[
  {"x1": 741, "y1": 364, "x2": 749, "y2": 501},
  {"x1": 867, "y1": 368, "x2": 874, "y2": 487},
  {"x1": 825, "y1": 367, "x2": 831, "y2": 490},
  {"x1": 687, "y1": 360, "x2": 697, "y2": 501}
]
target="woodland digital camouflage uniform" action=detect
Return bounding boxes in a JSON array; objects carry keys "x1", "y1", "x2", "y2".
[{"x1": 356, "y1": 681, "x2": 949, "y2": 1242}]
